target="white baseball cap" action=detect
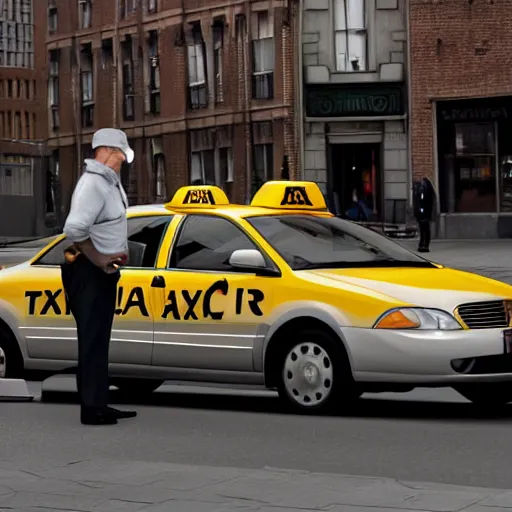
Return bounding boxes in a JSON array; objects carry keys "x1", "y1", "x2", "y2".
[{"x1": 92, "y1": 128, "x2": 134, "y2": 164}]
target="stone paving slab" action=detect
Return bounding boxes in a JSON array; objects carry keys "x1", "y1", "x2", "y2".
[
  {"x1": 398, "y1": 240, "x2": 512, "y2": 284},
  {"x1": 0, "y1": 458, "x2": 511, "y2": 512}
]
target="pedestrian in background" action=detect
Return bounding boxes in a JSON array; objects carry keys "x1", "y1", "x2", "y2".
[
  {"x1": 61, "y1": 128, "x2": 137, "y2": 426},
  {"x1": 413, "y1": 177, "x2": 436, "y2": 253}
]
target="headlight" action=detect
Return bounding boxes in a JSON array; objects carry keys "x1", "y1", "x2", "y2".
[{"x1": 373, "y1": 308, "x2": 462, "y2": 330}]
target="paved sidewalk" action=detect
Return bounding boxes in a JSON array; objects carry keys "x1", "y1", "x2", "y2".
[
  {"x1": 0, "y1": 458, "x2": 511, "y2": 512},
  {"x1": 399, "y1": 239, "x2": 512, "y2": 284}
]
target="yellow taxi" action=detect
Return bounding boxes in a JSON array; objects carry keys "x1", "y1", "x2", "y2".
[{"x1": 2, "y1": 180, "x2": 512, "y2": 412}]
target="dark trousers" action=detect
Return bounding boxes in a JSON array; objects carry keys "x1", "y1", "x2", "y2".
[
  {"x1": 61, "y1": 256, "x2": 120, "y2": 410},
  {"x1": 418, "y1": 219, "x2": 431, "y2": 249}
]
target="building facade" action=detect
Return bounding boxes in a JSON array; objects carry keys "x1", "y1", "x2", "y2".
[
  {"x1": 410, "y1": 0, "x2": 512, "y2": 238},
  {"x1": 300, "y1": 0, "x2": 408, "y2": 224},
  {"x1": 0, "y1": 0, "x2": 51, "y2": 237},
  {"x1": 45, "y1": 0, "x2": 300, "y2": 214}
]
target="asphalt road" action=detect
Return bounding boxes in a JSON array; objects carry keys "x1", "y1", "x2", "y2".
[{"x1": 2, "y1": 379, "x2": 512, "y2": 491}]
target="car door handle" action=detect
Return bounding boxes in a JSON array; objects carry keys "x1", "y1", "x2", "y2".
[{"x1": 151, "y1": 275, "x2": 166, "y2": 288}]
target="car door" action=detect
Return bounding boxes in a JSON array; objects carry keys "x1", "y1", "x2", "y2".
[
  {"x1": 18, "y1": 239, "x2": 77, "y2": 362},
  {"x1": 108, "y1": 214, "x2": 174, "y2": 366},
  {"x1": 23, "y1": 214, "x2": 174, "y2": 366},
  {"x1": 150, "y1": 214, "x2": 278, "y2": 373}
]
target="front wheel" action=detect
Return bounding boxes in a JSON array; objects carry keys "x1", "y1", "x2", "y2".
[
  {"x1": 0, "y1": 323, "x2": 23, "y2": 379},
  {"x1": 277, "y1": 329, "x2": 359, "y2": 413},
  {"x1": 454, "y1": 383, "x2": 512, "y2": 406}
]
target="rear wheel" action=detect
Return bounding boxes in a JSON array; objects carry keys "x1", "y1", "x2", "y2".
[
  {"x1": 454, "y1": 383, "x2": 512, "y2": 406},
  {"x1": 276, "y1": 329, "x2": 360, "y2": 413},
  {"x1": 111, "y1": 378, "x2": 164, "y2": 397},
  {"x1": 0, "y1": 322, "x2": 23, "y2": 379}
]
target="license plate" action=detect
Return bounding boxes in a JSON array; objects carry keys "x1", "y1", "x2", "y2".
[{"x1": 504, "y1": 329, "x2": 512, "y2": 354}]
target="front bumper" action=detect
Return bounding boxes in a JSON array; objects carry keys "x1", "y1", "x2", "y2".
[{"x1": 343, "y1": 326, "x2": 512, "y2": 384}]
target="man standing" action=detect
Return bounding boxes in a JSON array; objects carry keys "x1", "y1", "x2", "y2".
[
  {"x1": 413, "y1": 177, "x2": 436, "y2": 253},
  {"x1": 61, "y1": 128, "x2": 137, "y2": 425}
]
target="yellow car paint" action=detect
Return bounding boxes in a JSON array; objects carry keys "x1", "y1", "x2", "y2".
[{"x1": 0, "y1": 179, "x2": 511, "y2": 360}]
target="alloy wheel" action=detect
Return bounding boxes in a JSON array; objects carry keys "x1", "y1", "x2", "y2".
[
  {"x1": 0, "y1": 346, "x2": 6, "y2": 378},
  {"x1": 283, "y1": 342, "x2": 334, "y2": 408}
]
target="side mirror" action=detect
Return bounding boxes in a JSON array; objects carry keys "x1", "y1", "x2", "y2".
[{"x1": 228, "y1": 249, "x2": 280, "y2": 276}]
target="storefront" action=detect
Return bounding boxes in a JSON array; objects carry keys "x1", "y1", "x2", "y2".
[
  {"x1": 304, "y1": 82, "x2": 408, "y2": 224},
  {"x1": 436, "y1": 96, "x2": 512, "y2": 238}
]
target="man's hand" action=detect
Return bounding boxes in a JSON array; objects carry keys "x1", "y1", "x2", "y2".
[{"x1": 76, "y1": 240, "x2": 127, "y2": 273}]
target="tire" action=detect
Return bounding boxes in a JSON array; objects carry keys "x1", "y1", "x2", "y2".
[
  {"x1": 0, "y1": 322, "x2": 23, "y2": 379},
  {"x1": 454, "y1": 383, "x2": 512, "y2": 406},
  {"x1": 111, "y1": 378, "x2": 164, "y2": 397},
  {"x1": 276, "y1": 329, "x2": 359, "y2": 413}
]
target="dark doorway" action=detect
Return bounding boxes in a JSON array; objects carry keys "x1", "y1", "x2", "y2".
[{"x1": 329, "y1": 143, "x2": 381, "y2": 221}]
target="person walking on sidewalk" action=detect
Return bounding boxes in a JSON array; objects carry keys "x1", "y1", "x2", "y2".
[
  {"x1": 61, "y1": 128, "x2": 137, "y2": 426},
  {"x1": 413, "y1": 177, "x2": 436, "y2": 253}
]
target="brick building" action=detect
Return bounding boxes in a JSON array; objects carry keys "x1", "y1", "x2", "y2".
[
  {"x1": 45, "y1": 0, "x2": 300, "y2": 214},
  {"x1": 410, "y1": 0, "x2": 512, "y2": 238},
  {"x1": 0, "y1": 0, "x2": 51, "y2": 237}
]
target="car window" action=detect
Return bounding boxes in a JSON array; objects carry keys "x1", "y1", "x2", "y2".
[
  {"x1": 125, "y1": 215, "x2": 173, "y2": 267},
  {"x1": 34, "y1": 215, "x2": 173, "y2": 268},
  {"x1": 246, "y1": 215, "x2": 435, "y2": 270},
  {"x1": 32, "y1": 237, "x2": 69, "y2": 266},
  {"x1": 169, "y1": 215, "x2": 258, "y2": 272}
]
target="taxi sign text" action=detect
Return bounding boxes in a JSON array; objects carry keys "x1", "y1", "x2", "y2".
[
  {"x1": 166, "y1": 185, "x2": 230, "y2": 209},
  {"x1": 251, "y1": 181, "x2": 327, "y2": 210}
]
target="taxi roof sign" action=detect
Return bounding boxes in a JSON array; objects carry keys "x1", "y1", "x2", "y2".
[
  {"x1": 166, "y1": 185, "x2": 230, "y2": 209},
  {"x1": 250, "y1": 181, "x2": 327, "y2": 210}
]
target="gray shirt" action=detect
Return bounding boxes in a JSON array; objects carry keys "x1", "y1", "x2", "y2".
[{"x1": 63, "y1": 158, "x2": 129, "y2": 255}]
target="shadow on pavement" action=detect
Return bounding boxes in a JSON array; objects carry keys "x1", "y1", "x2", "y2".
[{"x1": 39, "y1": 384, "x2": 512, "y2": 422}]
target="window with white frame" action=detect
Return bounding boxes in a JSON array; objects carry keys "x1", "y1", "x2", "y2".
[
  {"x1": 219, "y1": 147, "x2": 233, "y2": 187},
  {"x1": 147, "y1": 30, "x2": 160, "y2": 115},
  {"x1": 48, "y1": 6, "x2": 57, "y2": 34},
  {"x1": 0, "y1": 0, "x2": 34, "y2": 68},
  {"x1": 191, "y1": 150, "x2": 215, "y2": 185},
  {"x1": 150, "y1": 137, "x2": 166, "y2": 200},
  {"x1": 213, "y1": 19, "x2": 224, "y2": 103},
  {"x1": 122, "y1": 37, "x2": 134, "y2": 120},
  {"x1": 0, "y1": 161, "x2": 33, "y2": 196},
  {"x1": 80, "y1": 44, "x2": 94, "y2": 128},
  {"x1": 251, "y1": 10, "x2": 274, "y2": 99},
  {"x1": 79, "y1": 0, "x2": 92, "y2": 29},
  {"x1": 190, "y1": 129, "x2": 233, "y2": 187},
  {"x1": 252, "y1": 143, "x2": 273, "y2": 196},
  {"x1": 187, "y1": 23, "x2": 207, "y2": 109},
  {"x1": 334, "y1": 0, "x2": 367, "y2": 72},
  {"x1": 48, "y1": 49, "x2": 59, "y2": 130},
  {"x1": 119, "y1": 0, "x2": 135, "y2": 19}
]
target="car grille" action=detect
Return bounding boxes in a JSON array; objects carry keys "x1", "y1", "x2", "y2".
[{"x1": 456, "y1": 300, "x2": 508, "y2": 329}]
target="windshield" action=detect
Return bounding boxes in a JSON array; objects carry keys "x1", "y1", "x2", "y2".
[{"x1": 245, "y1": 215, "x2": 435, "y2": 270}]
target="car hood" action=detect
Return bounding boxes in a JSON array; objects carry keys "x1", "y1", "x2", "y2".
[{"x1": 297, "y1": 267, "x2": 512, "y2": 312}]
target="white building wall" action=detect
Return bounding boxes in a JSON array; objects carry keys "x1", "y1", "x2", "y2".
[{"x1": 301, "y1": 0, "x2": 410, "y2": 222}]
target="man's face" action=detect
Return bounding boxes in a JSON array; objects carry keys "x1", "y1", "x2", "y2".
[{"x1": 96, "y1": 146, "x2": 126, "y2": 173}]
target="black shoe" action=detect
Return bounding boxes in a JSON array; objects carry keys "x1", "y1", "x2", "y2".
[
  {"x1": 81, "y1": 407, "x2": 118, "y2": 425},
  {"x1": 418, "y1": 247, "x2": 430, "y2": 253},
  {"x1": 108, "y1": 406, "x2": 137, "y2": 419}
]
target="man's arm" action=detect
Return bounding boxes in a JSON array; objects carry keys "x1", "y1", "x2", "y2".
[
  {"x1": 63, "y1": 177, "x2": 123, "y2": 272},
  {"x1": 63, "y1": 176, "x2": 103, "y2": 243}
]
